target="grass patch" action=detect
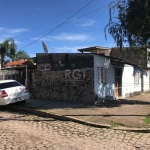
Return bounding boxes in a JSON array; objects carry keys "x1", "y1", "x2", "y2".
[
  {"x1": 143, "y1": 115, "x2": 150, "y2": 124},
  {"x1": 110, "y1": 121, "x2": 119, "y2": 127}
]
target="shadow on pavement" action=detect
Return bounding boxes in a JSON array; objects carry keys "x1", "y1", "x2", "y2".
[
  {"x1": 19, "y1": 98, "x2": 150, "y2": 109},
  {"x1": 64, "y1": 114, "x2": 150, "y2": 117},
  {"x1": 1, "y1": 98, "x2": 150, "y2": 110}
]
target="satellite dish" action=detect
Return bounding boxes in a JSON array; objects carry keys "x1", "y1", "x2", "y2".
[{"x1": 42, "y1": 41, "x2": 49, "y2": 54}]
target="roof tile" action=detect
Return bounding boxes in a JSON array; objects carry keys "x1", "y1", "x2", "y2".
[{"x1": 5, "y1": 60, "x2": 30, "y2": 67}]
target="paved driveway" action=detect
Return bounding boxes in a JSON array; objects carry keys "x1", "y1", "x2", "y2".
[{"x1": 0, "y1": 111, "x2": 150, "y2": 150}]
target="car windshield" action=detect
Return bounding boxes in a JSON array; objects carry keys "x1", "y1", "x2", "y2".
[{"x1": 0, "y1": 81, "x2": 22, "y2": 89}]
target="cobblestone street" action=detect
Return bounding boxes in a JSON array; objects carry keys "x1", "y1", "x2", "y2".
[{"x1": 0, "y1": 111, "x2": 150, "y2": 150}]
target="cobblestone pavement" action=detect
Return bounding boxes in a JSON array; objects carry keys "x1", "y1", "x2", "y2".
[{"x1": 0, "y1": 111, "x2": 150, "y2": 150}]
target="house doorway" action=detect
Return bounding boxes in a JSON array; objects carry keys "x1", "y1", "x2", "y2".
[{"x1": 115, "y1": 68, "x2": 122, "y2": 98}]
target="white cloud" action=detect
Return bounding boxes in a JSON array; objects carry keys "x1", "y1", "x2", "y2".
[
  {"x1": 0, "y1": 27, "x2": 28, "y2": 43},
  {"x1": 15, "y1": 40, "x2": 22, "y2": 44},
  {"x1": 0, "y1": 36, "x2": 21, "y2": 44},
  {"x1": 32, "y1": 33, "x2": 89, "y2": 42},
  {"x1": 0, "y1": 27, "x2": 5, "y2": 31},
  {"x1": 51, "y1": 45, "x2": 90, "y2": 53},
  {"x1": 102, "y1": 42, "x2": 116, "y2": 48},
  {"x1": 53, "y1": 33, "x2": 88, "y2": 41},
  {"x1": 0, "y1": 27, "x2": 28, "y2": 35},
  {"x1": 31, "y1": 36, "x2": 52, "y2": 41},
  {"x1": 29, "y1": 53, "x2": 36, "y2": 57},
  {"x1": 0, "y1": 34, "x2": 12, "y2": 43},
  {"x1": 53, "y1": 46, "x2": 79, "y2": 53},
  {"x1": 77, "y1": 19, "x2": 96, "y2": 27},
  {"x1": 8, "y1": 28, "x2": 28, "y2": 34}
]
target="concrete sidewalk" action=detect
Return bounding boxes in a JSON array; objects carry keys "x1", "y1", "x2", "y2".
[{"x1": 9, "y1": 93, "x2": 150, "y2": 131}]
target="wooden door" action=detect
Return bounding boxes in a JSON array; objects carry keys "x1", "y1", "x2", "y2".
[{"x1": 115, "y1": 68, "x2": 122, "y2": 98}]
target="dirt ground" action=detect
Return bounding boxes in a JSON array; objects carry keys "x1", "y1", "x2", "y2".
[
  {"x1": 40, "y1": 94, "x2": 150, "y2": 128},
  {"x1": 18, "y1": 93, "x2": 150, "y2": 128}
]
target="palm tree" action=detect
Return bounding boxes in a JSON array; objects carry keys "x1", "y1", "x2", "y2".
[{"x1": 0, "y1": 38, "x2": 16, "y2": 68}]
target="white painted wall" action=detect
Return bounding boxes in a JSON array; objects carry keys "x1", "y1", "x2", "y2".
[
  {"x1": 143, "y1": 71, "x2": 149, "y2": 91},
  {"x1": 122, "y1": 65, "x2": 149, "y2": 98},
  {"x1": 94, "y1": 55, "x2": 115, "y2": 100},
  {"x1": 122, "y1": 65, "x2": 139, "y2": 97},
  {"x1": 94, "y1": 55, "x2": 150, "y2": 100}
]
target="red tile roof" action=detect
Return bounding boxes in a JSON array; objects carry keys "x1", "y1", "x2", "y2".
[{"x1": 5, "y1": 60, "x2": 33, "y2": 67}]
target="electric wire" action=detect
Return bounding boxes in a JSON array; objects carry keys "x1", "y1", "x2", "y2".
[
  {"x1": 14, "y1": 0, "x2": 89, "y2": 39},
  {"x1": 76, "y1": 29, "x2": 104, "y2": 47},
  {"x1": 19, "y1": 0, "x2": 94, "y2": 50},
  {"x1": 18, "y1": 4, "x2": 109, "y2": 42}
]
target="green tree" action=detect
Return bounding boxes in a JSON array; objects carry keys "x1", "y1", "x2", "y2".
[
  {"x1": 105, "y1": 0, "x2": 150, "y2": 50},
  {"x1": 14, "y1": 50, "x2": 33, "y2": 63},
  {"x1": 0, "y1": 38, "x2": 16, "y2": 68},
  {"x1": 15, "y1": 50, "x2": 30, "y2": 60}
]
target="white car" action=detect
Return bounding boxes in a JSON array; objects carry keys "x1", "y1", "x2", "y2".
[{"x1": 0, "y1": 80, "x2": 29, "y2": 105}]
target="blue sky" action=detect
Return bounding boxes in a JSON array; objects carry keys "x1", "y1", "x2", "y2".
[{"x1": 0, "y1": 0, "x2": 116, "y2": 57}]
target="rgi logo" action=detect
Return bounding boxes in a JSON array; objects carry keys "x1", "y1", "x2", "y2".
[{"x1": 65, "y1": 69, "x2": 85, "y2": 81}]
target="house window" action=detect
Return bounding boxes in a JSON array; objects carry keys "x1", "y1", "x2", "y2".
[
  {"x1": 40, "y1": 64, "x2": 51, "y2": 71},
  {"x1": 98, "y1": 67, "x2": 106, "y2": 84},
  {"x1": 134, "y1": 72, "x2": 139, "y2": 84},
  {"x1": 40, "y1": 66, "x2": 45, "y2": 70},
  {"x1": 45, "y1": 65, "x2": 51, "y2": 70}
]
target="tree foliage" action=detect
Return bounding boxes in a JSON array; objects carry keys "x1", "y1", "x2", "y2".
[
  {"x1": 105, "y1": 0, "x2": 150, "y2": 50},
  {"x1": 0, "y1": 38, "x2": 33, "y2": 67},
  {"x1": 0, "y1": 38, "x2": 16, "y2": 68},
  {"x1": 14, "y1": 50, "x2": 33, "y2": 63},
  {"x1": 15, "y1": 50, "x2": 30, "y2": 60}
]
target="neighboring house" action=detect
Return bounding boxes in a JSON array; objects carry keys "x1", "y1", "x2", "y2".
[
  {"x1": 0, "y1": 59, "x2": 36, "y2": 92},
  {"x1": 79, "y1": 46, "x2": 150, "y2": 100},
  {"x1": 94, "y1": 54, "x2": 149, "y2": 100},
  {"x1": 32, "y1": 47, "x2": 150, "y2": 103}
]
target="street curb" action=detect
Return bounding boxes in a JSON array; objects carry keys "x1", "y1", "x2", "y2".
[{"x1": 6, "y1": 105, "x2": 150, "y2": 133}]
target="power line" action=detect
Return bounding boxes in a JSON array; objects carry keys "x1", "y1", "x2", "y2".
[
  {"x1": 77, "y1": 5, "x2": 108, "y2": 19},
  {"x1": 14, "y1": 0, "x2": 89, "y2": 39},
  {"x1": 76, "y1": 5, "x2": 116, "y2": 46},
  {"x1": 18, "y1": 4, "x2": 109, "y2": 43},
  {"x1": 19, "y1": 0, "x2": 94, "y2": 50},
  {"x1": 76, "y1": 29, "x2": 104, "y2": 47}
]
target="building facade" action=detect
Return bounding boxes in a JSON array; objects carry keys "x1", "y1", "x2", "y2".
[{"x1": 32, "y1": 48, "x2": 150, "y2": 104}]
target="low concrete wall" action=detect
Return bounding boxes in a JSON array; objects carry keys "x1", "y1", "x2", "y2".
[{"x1": 32, "y1": 69, "x2": 95, "y2": 103}]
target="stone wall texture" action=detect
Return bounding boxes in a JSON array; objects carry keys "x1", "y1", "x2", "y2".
[{"x1": 32, "y1": 69, "x2": 95, "y2": 104}]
